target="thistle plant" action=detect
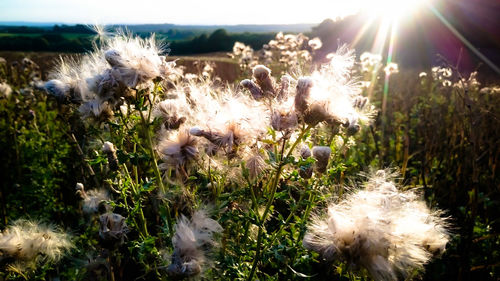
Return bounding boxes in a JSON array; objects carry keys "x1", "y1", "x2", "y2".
[{"x1": 0, "y1": 29, "x2": 461, "y2": 281}]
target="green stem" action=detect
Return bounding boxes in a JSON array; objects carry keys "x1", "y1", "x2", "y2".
[
  {"x1": 123, "y1": 164, "x2": 149, "y2": 238},
  {"x1": 247, "y1": 125, "x2": 312, "y2": 281}
]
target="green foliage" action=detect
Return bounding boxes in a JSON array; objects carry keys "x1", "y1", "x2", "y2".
[{"x1": 0, "y1": 42, "x2": 498, "y2": 281}]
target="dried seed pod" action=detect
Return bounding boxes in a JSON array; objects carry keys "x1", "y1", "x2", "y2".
[
  {"x1": 245, "y1": 153, "x2": 267, "y2": 180},
  {"x1": 312, "y1": 146, "x2": 331, "y2": 174},
  {"x1": 299, "y1": 146, "x2": 313, "y2": 179},
  {"x1": 104, "y1": 49, "x2": 125, "y2": 68},
  {"x1": 240, "y1": 79, "x2": 264, "y2": 100},
  {"x1": 252, "y1": 65, "x2": 275, "y2": 97},
  {"x1": 99, "y1": 213, "x2": 129, "y2": 244},
  {"x1": 345, "y1": 117, "x2": 361, "y2": 136},
  {"x1": 295, "y1": 77, "x2": 313, "y2": 114},
  {"x1": 271, "y1": 110, "x2": 298, "y2": 131},
  {"x1": 303, "y1": 102, "x2": 330, "y2": 126}
]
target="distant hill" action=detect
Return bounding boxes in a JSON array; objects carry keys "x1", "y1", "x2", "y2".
[{"x1": 0, "y1": 22, "x2": 316, "y2": 34}]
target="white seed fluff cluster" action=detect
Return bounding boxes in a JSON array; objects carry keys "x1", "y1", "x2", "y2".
[
  {"x1": 303, "y1": 170, "x2": 449, "y2": 281},
  {"x1": 0, "y1": 220, "x2": 73, "y2": 273},
  {"x1": 45, "y1": 32, "x2": 175, "y2": 120},
  {"x1": 166, "y1": 210, "x2": 223, "y2": 278}
]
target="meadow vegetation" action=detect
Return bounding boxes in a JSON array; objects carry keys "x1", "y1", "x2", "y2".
[{"x1": 0, "y1": 31, "x2": 498, "y2": 281}]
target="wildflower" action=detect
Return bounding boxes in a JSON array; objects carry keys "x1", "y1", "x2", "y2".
[
  {"x1": 0, "y1": 220, "x2": 73, "y2": 273},
  {"x1": 271, "y1": 109, "x2": 298, "y2": 132},
  {"x1": 79, "y1": 100, "x2": 114, "y2": 121},
  {"x1": 189, "y1": 123, "x2": 243, "y2": 157},
  {"x1": 102, "y1": 141, "x2": 119, "y2": 171},
  {"x1": 49, "y1": 32, "x2": 175, "y2": 121},
  {"x1": 303, "y1": 170, "x2": 449, "y2": 281},
  {"x1": 419, "y1": 72, "x2": 427, "y2": 78},
  {"x1": 165, "y1": 210, "x2": 222, "y2": 278},
  {"x1": 99, "y1": 213, "x2": 129, "y2": 244},
  {"x1": 360, "y1": 52, "x2": 382, "y2": 72},
  {"x1": 344, "y1": 115, "x2": 361, "y2": 136},
  {"x1": 312, "y1": 146, "x2": 331, "y2": 174},
  {"x1": 353, "y1": 96, "x2": 368, "y2": 110}
]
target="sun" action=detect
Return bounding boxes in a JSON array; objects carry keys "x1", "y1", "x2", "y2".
[{"x1": 360, "y1": 0, "x2": 430, "y2": 21}]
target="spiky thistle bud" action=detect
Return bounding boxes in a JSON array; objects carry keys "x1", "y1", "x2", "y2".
[
  {"x1": 102, "y1": 141, "x2": 119, "y2": 171},
  {"x1": 252, "y1": 65, "x2": 275, "y2": 97},
  {"x1": 240, "y1": 79, "x2": 264, "y2": 100},
  {"x1": 295, "y1": 77, "x2": 313, "y2": 114},
  {"x1": 299, "y1": 145, "x2": 313, "y2": 179},
  {"x1": 312, "y1": 146, "x2": 331, "y2": 174}
]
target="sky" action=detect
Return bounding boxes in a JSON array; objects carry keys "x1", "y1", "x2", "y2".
[{"x1": 0, "y1": 0, "x2": 364, "y2": 25}]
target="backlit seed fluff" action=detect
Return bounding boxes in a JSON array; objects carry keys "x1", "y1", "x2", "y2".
[
  {"x1": 240, "y1": 79, "x2": 264, "y2": 100},
  {"x1": 166, "y1": 210, "x2": 223, "y2": 278},
  {"x1": 245, "y1": 153, "x2": 267, "y2": 180},
  {"x1": 158, "y1": 131, "x2": 199, "y2": 175},
  {"x1": 295, "y1": 77, "x2": 314, "y2": 114},
  {"x1": 303, "y1": 170, "x2": 450, "y2": 281},
  {"x1": 312, "y1": 146, "x2": 331, "y2": 174},
  {"x1": 44, "y1": 79, "x2": 70, "y2": 102},
  {"x1": 0, "y1": 220, "x2": 73, "y2": 273},
  {"x1": 308, "y1": 37, "x2": 323, "y2": 50},
  {"x1": 102, "y1": 141, "x2": 119, "y2": 171}
]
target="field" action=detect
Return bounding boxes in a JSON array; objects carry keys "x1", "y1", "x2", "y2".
[{"x1": 0, "y1": 32, "x2": 499, "y2": 281}]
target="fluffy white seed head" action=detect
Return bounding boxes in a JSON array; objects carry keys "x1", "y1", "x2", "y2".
[
  {"x1": 166, "y1": 210, "x2": 222, "y2": 278},
  {"x1": 0, "y1": 220, "x2": 73, "y2": 273},
  {"x1": 303, "y1": 170, "x2": 450, "y2": 280},
  {"x1": 102, "y1": 141, "x2": 116, "y2": 153}
]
